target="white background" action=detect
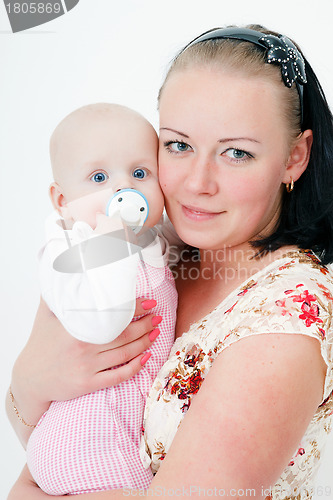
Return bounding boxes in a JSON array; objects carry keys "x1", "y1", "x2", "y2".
[{"x1": 1, "y1": 0, "x2": 332, "y2": 498}]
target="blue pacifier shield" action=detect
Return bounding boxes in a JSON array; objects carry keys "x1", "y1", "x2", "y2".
[{"x1": 106, "y1": 189, "x2": 149, "y2": 230}]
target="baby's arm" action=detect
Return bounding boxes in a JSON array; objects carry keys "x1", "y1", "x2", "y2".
[
  {"x1": 8, "y1": 464, "x2": 114, "y2": 499},
  {"x1": 40, "y1": 214, "x2": 140, "y2": 344},
  {"x1": 6, "y1": 298, "x2": 157, "y2": 449}
]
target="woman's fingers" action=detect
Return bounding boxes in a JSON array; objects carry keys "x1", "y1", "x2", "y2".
[
  {"x1": 14, "y1": 296, "x2": 160, "y2": 405},
  {"x1": 94, "y1": 354, "x2": 149, "y2": 392},
  {"x1": 102, "y1": 313, "x2": 155, "y2": 350},
  {"x1": 135, "y1": 297, "x2": 157, "y2": 315},
  {"x1": 96, "y1": 313, "x2": 157, "y2": 371},
  {"x1": 99, "y1": 297, "x2": 158, "y2": 350}
]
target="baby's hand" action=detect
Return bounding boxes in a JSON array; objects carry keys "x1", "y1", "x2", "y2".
[{"x1": 94, "y1": 212, "x2": 123, "y2": 235}]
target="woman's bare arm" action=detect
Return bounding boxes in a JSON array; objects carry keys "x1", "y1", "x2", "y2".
[
  {"x1": 9, "y1": 333, "x2": 326, "y2": 499},
  {"x1": 7, "y1": 297, "x2": 159, "y2": 448},
  {"x1": 148, "y1": 333, "x2": 326, "y2": 496}
]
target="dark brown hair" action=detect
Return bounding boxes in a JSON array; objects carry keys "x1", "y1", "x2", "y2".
[{"x1": 159, "y1": 25, "x2": 333, "y2": 264}]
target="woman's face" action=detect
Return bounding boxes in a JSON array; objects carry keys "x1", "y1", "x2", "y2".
[{"x1": 158, "y1": 66, "x2": 294, "y2": 252}]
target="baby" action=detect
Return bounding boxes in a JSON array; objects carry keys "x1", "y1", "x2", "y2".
[{"x1": 26, "y1": 103, "x2": 177, "y2": 495}]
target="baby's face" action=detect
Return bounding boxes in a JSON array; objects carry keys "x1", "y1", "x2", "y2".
[{"x1": 51, "y1": 109, "x2": 164, "y2": 229}]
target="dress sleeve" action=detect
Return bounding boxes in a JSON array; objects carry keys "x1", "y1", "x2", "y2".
[{"x1": 219, "y1": 266, "x2": 333, "y2": 402}]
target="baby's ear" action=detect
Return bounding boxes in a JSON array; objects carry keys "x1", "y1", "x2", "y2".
[{"x1": 49, "y1": 182, "x2": 70, "y2": 219}]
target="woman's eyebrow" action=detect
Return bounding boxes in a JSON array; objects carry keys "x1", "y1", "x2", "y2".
[
  {"x1": 218, "y1": 137, "x2": 260, "y2": 144},
  {"x1": 159, "y1": 127, "x2": 189, "y2": 138}
]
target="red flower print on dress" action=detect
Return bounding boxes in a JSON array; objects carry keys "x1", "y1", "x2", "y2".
[
  {"x1": 288, "y1": 447, "x2": 305, "y2": 466},
  {"x1": 317, "y1": 283, "x2": 333, "y2": 301},
  {"x1": 302, "y1": 250, "x2": 329, "y2": 274},
  {"x1": 299, "y1": 302, "x2": 323, "y2": 327},
  {"x1": 225, "y1": 302, "x2": 238, "y2": 315},
  {"x1": 183, "y1": 345, "x2": 205, "y2": 368},
  {"x1": 180, "y1": 402, "x2": 190, "y2": 413},
  {"x1": 291, "y1": 289, "x2": 317, "y2": 304},
  {"x1": 275, "y1": 298, "x2": 292, "y2": 316},
  {"x1": 237, "y1": 281, "x2": 257, "y2": 296},
  {"x1": 278, "y1": 260, "x2": 295, "y2": 271},
  {"x1": 319, "y1": 328, "x2": 326, "y2": 340},
  {"x1": 170, "y1": 369, "x2": 204, "y2": 401}
]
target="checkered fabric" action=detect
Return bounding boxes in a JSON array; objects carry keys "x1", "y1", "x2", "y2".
[{"x1": 27, "y1": 263, "x2": 177, "y2": 495}]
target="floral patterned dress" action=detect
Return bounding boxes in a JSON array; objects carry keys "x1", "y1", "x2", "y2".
[{"x1": 140, "y1": 250, "x2": 333, "y2": 500}]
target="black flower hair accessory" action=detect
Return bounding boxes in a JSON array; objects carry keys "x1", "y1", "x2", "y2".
[{"x1": 258, "y1": 34, "x2": 307, "y2": 88}]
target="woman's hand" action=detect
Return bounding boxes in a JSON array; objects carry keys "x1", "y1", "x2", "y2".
[{"x1": 7, "y1": 296, "x2": 159, "y2": 447}]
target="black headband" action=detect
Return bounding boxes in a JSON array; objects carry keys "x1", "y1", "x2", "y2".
[{"x1": 183, "y1": 27, "x2": 307, "y2": 127}]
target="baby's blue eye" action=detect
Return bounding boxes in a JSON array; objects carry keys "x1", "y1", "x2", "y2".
[
  {"x1": 91, "y1": 172, "x2": 108, "y2": 183},
  {"x1": 132, "y1": 168, "x2": 147, "y2": 179}
]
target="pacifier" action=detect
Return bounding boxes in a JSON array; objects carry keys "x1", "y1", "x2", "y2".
[{"x1": 106, "y1": 188, "x2": 149, "y2": 233}]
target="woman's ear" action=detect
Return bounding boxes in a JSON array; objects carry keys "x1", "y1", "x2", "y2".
[
  {"x1": 49, "y1": 182, "x2": 70, "y2": 219},
  {"x1": 283, "y1": 129, "x2": 313, "y2": 185}
]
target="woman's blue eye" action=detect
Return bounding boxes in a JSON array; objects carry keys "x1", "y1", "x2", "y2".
[
  {"x1": 225, "y1": 148, "x2": 252, "y2": 161},
  {"x1": 91, "y1": 172, "x2": 108, "y2": 183},
  {"x1": 132, "y1": 168, "x2": 147, "y2": 179},
  {"x1": 228, "y1": 149, "x2": 245, "y2": 159},
  {"x1": 175, "y1": 142, "x2": 189, "y2": 152},
  {"x1": 171, "y1": 142, "x2": 190, "y2": 152},
  {"x1": 164, "y1": 141, "x2": 191, "y2": 153}
]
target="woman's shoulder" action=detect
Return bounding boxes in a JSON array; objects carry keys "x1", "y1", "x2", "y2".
[
  {"x1": 275, "y1": 248, "x2": 333, "y2": 278},
  {"x1": 232, "y1": 248, "x2": 333, "y2": 300},
  {"x1": 219, "y1": 248, "x2": 333, "y2": 329},
  {"x1": 254, "y1": 248, "x2": 333, "y2": 303},
  {"x1": 174, "y1": 248, "x2": 333, "y2": 360}
]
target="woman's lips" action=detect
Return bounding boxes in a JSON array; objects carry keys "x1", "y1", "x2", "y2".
[{"x1": 182, "y1": 204, "x2": 225, "y2": 221}]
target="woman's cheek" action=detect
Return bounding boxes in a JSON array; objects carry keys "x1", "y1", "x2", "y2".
[
  {"x1": 225, "y1": 175, "x2": 261, "y2": 204},
  {"x1": 158, "y1": 161, "x2": 175, "y2": 196}
]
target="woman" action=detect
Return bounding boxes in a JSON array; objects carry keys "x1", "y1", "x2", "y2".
[{"x1": 7, "y1": 25, "x2": 333, "y2": 499}]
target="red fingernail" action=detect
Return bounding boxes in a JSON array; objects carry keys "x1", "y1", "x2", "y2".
[
  {"x1": 152, "y1": 315, "x2": 162, "y2": 327},
  {"x1": 141, "y1": 352, "x2": 152, "y2": 366},
  {"x1": 149, "y1": 328, "x2": 160, "y2": 342},
  {"x1": 142, "y1": 299, "x2": 157, "y2": 310}
]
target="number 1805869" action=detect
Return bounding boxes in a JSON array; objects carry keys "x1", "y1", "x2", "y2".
[{"x1": 5, "y1": 3, "x2": 62, "y2": 14}]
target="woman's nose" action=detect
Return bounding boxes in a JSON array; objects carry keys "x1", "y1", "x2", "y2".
[{"x1": 183, "y1": 156, "x2": 218, "y2": 195}]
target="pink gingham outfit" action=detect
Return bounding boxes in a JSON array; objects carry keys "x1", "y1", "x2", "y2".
[{"x1": 26, "y1": 213, "x2": 177, "y2": 495}]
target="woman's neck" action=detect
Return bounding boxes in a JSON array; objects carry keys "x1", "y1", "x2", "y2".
[
  {"x1": 197, "y1": 243, "x2": 299, "y2": 286},
  {"x1": 174, "y1": 244, "x2": 299, "y2": 338},
  {"x1": 198, "y1": 245, "x2": 260, "y2": 281}
]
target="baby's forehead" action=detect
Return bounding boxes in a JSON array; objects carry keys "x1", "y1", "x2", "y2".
[
  {"x1": 60, "y1": 106, "x2": 128, "y2": 131},
  {"x1": 50, "y1": 105, "x2": 157, "y2": 174},
  {"x1": 55, "y1": 105, "x2": 153, "y2": 142}
]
